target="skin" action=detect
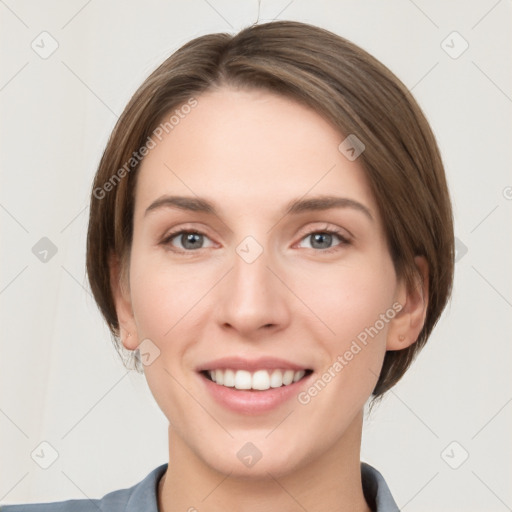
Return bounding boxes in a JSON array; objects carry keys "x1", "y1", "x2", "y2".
[{"x1": 110, "y1": 86, "x2": 428, "y2": 512}]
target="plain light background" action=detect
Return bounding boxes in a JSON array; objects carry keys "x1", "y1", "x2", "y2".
[{"x1": 1, "y1": 1, "x2": 511, "y2": 510}]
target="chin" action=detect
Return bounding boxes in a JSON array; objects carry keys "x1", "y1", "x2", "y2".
[{"x1": 184, "y1": 428, "x2": 326, "y2": 481}]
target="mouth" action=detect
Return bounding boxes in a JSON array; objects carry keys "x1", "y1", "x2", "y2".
[
  {"x1": 200, "y1": 368, "x2": 314, "y2": 391},
  {"x1": 196, "y1": 356, "x2": 314, "y2": 414}
]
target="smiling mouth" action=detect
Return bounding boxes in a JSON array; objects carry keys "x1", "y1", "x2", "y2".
[{"x1": 201, "y1": 368, "x2": 313, "y2": 391}]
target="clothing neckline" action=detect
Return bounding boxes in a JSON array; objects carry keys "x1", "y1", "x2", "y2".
[{"x1": 142, "y1": 461, "x2": 399, "y2": 512}]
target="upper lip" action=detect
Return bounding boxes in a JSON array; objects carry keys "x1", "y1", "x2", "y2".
[{"x1": 196, "y1": 356, "x2": 311, "y2": 372}]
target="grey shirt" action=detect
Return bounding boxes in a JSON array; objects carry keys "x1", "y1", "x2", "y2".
[{"x1": 0, "y1": 462, "x2": 399, "y2": 511}]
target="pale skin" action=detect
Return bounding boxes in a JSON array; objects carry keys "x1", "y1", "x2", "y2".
[{"x1": 110, "y1": 86, "x2": 429, "y2": 512}]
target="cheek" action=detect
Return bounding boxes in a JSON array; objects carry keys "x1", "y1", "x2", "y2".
[
  {"x1": 296, "y1": 257, "x2": 397, "y2": 339},
  {"x1": 127, "y1": 254, "x2": 203, "y2": 424},
  {"x1": 293, "y1": 257, "x2": 397, "y2": 394},
  {"x1": 128, "y1": 251, "x2": 204, "y2": 341}
]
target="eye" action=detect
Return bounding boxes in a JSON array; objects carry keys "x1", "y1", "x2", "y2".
[
  {"x1": 160, "y1": 226, "x2": 351, "y2": 254},
  {"x1": 161, "y1": 230, "x2": 214, "y2": 252},
  {"x1": 297, "y1": 227, "x2": 351, "y2": 253}
]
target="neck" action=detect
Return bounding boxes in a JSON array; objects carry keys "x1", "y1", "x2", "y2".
[{"x1": 158, "y1": 410, "x2": 371, "y2": 512}]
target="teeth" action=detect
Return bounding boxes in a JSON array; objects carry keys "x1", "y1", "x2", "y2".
[
  {"x1": 293, "y1": 370, "x2": 305, "y2": 382},
  {"x1": 252, "y1": 370, "x2": 270, "y2": 390},
  {"x1": 206, "y1": 369, "x2": 308, "y2": 390},
  {"x1": 223, "y1": 369, "x2": 235, "y2": 387},
  {"x1": 270, "y1": 369, "x2": 283, "y2": 388},
  {"x1": 235, "y1": 370, "x2": 252, "y2": 390},
  {"x1": 283, "y1": 370, "x2": 294, "y2": 385}
]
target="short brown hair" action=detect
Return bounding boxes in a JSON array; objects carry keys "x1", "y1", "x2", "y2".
[{"x1": 86, "y1": 20, "x2": 454, "y2": 397}]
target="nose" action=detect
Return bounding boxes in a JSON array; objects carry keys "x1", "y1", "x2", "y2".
[{"x1": 215, "y1": 241, "x2": 290, "y2": 338}]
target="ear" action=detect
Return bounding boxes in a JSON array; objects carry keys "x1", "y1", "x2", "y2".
[
  {"x1": 109, "y1": 252, "x2": 139, "y2": 351},
  {"x1": 386, "y1": 256, "x2": 429, "y2": 351}
]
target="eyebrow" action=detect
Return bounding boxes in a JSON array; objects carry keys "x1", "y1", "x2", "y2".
[{"x1": 144, "y1": 194, "x2": 373, "y2": 221}]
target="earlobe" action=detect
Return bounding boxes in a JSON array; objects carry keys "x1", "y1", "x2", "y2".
[
  {"x1": 386, "y1": 256, "x2": 429, "y2": 351},
  {"x1": 109, "y1": 252, "x2": 138, "y2": 351}
]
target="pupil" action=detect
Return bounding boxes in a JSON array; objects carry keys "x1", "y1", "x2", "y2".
[
  {"x1": 312, "y1": 233, "x2": 331, "y2": 249},
  {"x1": 183, "y1": 233, "x2": 202, "y2": 249}
]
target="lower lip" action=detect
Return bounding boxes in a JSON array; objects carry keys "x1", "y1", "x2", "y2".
[{"x1": 199, "y1": 372, "x2": 312, "y2": 415}]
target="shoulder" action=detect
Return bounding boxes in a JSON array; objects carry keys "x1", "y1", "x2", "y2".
[
  {"x1": 361, "y1": 462, "x2": 400, "y2": 512},
  {"x1": 0, "y1": 463, "x2": 168, "y2": 512}
]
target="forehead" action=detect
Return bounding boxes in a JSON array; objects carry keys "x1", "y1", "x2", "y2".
[{"x1": 134, "y1": 87, "x2": 377, "y2": 220}]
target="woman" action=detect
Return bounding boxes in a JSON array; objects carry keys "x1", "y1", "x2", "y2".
[{"x1": 2, "y1": 20, "x2": 453, "y2": 512}]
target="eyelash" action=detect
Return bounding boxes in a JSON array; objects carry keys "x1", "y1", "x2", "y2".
[{"x1": 160, "y1": 225, "x2": 351, "y2": 255}]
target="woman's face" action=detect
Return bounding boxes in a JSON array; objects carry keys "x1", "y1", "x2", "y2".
[{"x1": 114, "y1": 86, "x2": 412, "y2": 477}]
